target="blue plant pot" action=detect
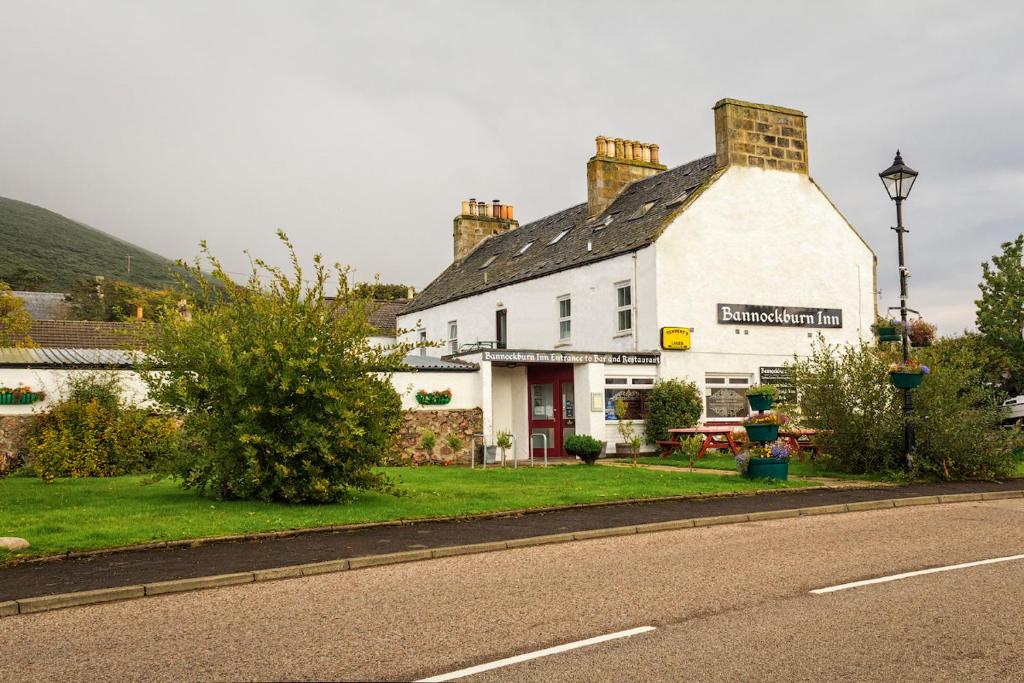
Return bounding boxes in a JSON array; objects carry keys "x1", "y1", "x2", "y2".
[
  {"x1": 744, "y1": 424, "x2": 779, "y2": 443},
  {"x1": 748, "y1": 394, "x2": 773, "y2": 412},
  {"x1": 746, "y1": 457, "x2": 789, "y2": 481}
]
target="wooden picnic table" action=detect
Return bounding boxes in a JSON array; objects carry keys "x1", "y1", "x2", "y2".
[
  {"x1": 779, "y1": 428, "x2": 820, "y2": 458},
  {"x1": 661, "y1": 426, "x2": 742, "y2": 459}
]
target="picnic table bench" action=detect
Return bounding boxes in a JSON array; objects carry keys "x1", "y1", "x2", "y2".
[{"x1": 658, "y1": 425, "x2": 820, "y2": 460}]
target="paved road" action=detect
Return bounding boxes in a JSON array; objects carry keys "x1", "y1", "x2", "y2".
[{"x1": 2, "y1": 499, "x2": 1023, "y2": 681}]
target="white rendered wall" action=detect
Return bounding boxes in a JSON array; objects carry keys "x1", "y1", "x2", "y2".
[
  {"x1": 0, "y1": 369, "x2": 151, "y2": 415},
  {"x1": 653, "y1": 166, "x2": 876, "y2": 416},
  {"x1": 391, "y1": 370, "x2": 481, "y2": 411},
  {"x1": 397, "y1": 249, "x2": 658, "y2": 355}
]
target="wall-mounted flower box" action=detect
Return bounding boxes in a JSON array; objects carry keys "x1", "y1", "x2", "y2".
[
  {"x1": 416, "y1": 389, "x2": 452, "y2": 406},
  {"x1": 0, "y1": 387, "x2": 46, "y2": 405}
]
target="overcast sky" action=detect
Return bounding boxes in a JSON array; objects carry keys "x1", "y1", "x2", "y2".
[{"x1": 2, "y1": 1, "x2": 1022, "y2": 333}]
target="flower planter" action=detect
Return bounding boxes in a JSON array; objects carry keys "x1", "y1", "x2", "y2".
[
  {"x1": 747, "y1": 394, "x2": 773, "y2": 412},
  {"x1": 890, "y1": 371, "x2": 924, "y2": 389},
  {"x1": 415, "y1": 393, "x2": 452, "y2": 406},
  {"x1": 746, "y1": 457, "x2": 789, "y2": 481},
  {"x1": 744, "y1": 423, "x2": 779, "y2": 442}
]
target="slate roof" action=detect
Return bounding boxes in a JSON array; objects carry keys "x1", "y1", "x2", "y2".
[
  {"x1": 404, "y1": 155, "x2": 720, "y2": 314},
  {"x1": 21, "y1": 320, "x2": 150, "y2": 349},
  {"x1": 369, "y1": 300, "x2": 407, "y2": 335},
  {"x1": 12, "y1": 291, "x2": 70, "y2": 320},
  {"x1": 0, "y1": 347, "x2": 139, "y2": 368},
  {"x1": 401, "y1": 354, "x2": 478, "y2": 372}
]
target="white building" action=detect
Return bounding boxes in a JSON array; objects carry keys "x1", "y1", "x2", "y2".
[{"x1": 397, "y1": 98, "x2": 876, "y2": 459}]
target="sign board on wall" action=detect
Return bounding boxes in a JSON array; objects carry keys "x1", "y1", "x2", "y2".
[
  {"x1": 481, "y1": 350, "x2": 660, "y2": 365},
  {"x1": 759, "y1": 366, "x2": 797, "y2": 403},
  {"x1": 717, "y1": 304, "x2": 842, "y2": 329},
  {"x1": 660, "y1": 327, "x2": 692, "y2": 350}
]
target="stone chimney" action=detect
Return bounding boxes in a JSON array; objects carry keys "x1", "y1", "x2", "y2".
[
  {"x1": 713, "y1": 98, "x2": 808, "y2": 173},
  {"x1": 453, "y1": 198, "x2": 518, "y2": 261},
  {"x1": 587, "y1": 137, "x2": 667, "y2": 218}
]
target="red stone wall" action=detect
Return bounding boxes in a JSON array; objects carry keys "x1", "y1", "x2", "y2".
[{"x1": 390, "y1": 408, "x2": 483, "y2": 465}]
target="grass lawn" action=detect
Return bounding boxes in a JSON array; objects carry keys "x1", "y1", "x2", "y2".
[
  {"x1": 634, "y1": 453, "x2": 892, "y2": 481},
  {"x1": 0, "y1": 466, "x2": 818, "y2": 560}
]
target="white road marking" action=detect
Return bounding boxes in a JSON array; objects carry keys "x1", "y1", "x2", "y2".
[
  {"x1": 416, "y1": 626, "x2": 657, "y2": 682},
  {"x1": 810, "y1": 553, "x2": 1024, "y2": 594}
]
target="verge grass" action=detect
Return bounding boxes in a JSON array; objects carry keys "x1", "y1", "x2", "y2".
[
  {"x1": 634, "y1": 453, "x2": 892, "y2": 481},
  {"x1": 0, "y1": 466, "x2": 817, "y2": 560}
]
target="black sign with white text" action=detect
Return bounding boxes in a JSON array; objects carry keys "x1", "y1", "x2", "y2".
[{"x1": 718, "y1": 303, "x2": 842, "y2": 329}]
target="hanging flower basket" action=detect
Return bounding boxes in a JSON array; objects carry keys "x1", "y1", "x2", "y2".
[
  {"x1": 872, "y1": 319, "x2": 901, "y2": 343},
  {"x1": 416, "y1": 389, "x2": 452, "y2": 406},
  {"x1": 745, "y1": 385, "x2": 777, "y2": 412},
  {"x1": 889, "y1": 372, "x2": 924, "y2": 389},
  {"x1": 0, "y1": 387, "x2": 44, "y2": 405}
]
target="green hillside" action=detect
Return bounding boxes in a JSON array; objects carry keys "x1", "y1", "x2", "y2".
[{"x1": 0, "y1": 196, "x2": 183, "y2": 291}]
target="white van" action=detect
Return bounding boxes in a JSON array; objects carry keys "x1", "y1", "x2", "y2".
[{"x1": 1001, "y1": 395, "x2": 1024, "y2": 426}]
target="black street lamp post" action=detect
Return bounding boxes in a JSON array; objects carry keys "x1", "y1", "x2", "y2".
[{"x1": 879, "y1": 150, "x2": 919, "y2": 469}]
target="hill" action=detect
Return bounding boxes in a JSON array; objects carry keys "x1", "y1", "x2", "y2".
[{"x1": 0, "y1": 196, "x2": 183, "y2": 291}]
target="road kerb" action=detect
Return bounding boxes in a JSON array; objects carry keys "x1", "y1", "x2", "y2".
[
  {"x1": 845, "y1": 500, "x2": 896, "y2": 512},
  {"x1": 1, "y1": 600, "x2": 19, "y2": 617},
  {"x1": 635, "y1": 519, "x2": 697, "y2": 533},
  {"x1": 253, "y1": 566, "x2": 306, "y2": 582},
  {"x1": 505, "y1": 533, "x2": 577, "y2": 549},
  {"x1": 894, "y1": 496, "x2": 942, "y2": 507},
  {"x1": 572, "y1": 526, "x2": 638, "y2": 541},
  {"x1": 145, "y1": 572, "x2": 255, "y2": 596},
  {"x1": 693, "y1": 513, "x2": 750, "y2": 527},
  {"x1": 432, "y1": 541, "x2": 509, "y2": 559},
  {"x1": 937, "y1": 493, "x2": 984, "y2": 504},
  {"x1": 347, "y1": 549, "x2": 433, "y2": 570},
  {"x1": 299, "y1": 559, "x2": 350, "y2": 576},
  {"x1": 17, "y1": 585, "x2": 144, "y2": 614},
  {"x1": 980, "y1": 490, "x2": 1024, "y2": 501},
  {"x1": 798, "y1": 504, "x2": 848, "y2": 516},
  {"x1": 746, "y1": 509, "x2": 802, "y2": 522}
]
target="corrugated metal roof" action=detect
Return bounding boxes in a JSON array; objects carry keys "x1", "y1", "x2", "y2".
[
  {"x1": 0, "y1": 347, "x2": 140, "y2": 368},
  {"x1": 402, "y1": 354, "x2": 478, "y2": 372}
]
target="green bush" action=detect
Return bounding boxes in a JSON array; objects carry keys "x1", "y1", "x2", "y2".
[
  {"x1": 790, "y1": 339, "x2": 1017, "y2": 479},
  {"x1": 643, "y1": 378, "x2": 702, "y2": 445},
  {"x1": 27, "y1": 373, "x2": 178, "y2": 480},
  {"x1": 140, "y1": 232, "x2": 409, "y2": 503},
  {"x1": 565, "y1": 434, "x2": 604, "y2": 464}
]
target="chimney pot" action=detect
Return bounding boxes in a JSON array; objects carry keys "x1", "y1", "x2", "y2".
[
  {"x1": 650, "y1": 144, "x2": 660, "y2": 164},
  {"x1": 461, "y1": 200, "x2": 470, "y2": 215},
  {"x1": 614, "y1": 138, "x2": 624, "y2": 158},
  {"x1": 595, "y1": 136, "x2": 606, "y2": 156}
]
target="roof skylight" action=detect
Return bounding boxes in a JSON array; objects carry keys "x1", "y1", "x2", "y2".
[
  {"x1": 629, "y1": 201, "x2": 655, "y2": 220},
  {"x1": 479, "y1": 255, "x2": 498, "y2": 269},
  {"x1": 516, "y1": 241, "x2": 535, "y2": 256},
  {"x1": 548, "y1": 229, "x2": 569, "y2": 245}
]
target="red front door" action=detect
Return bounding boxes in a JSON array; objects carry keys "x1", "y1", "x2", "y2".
[{"x1": 528, "y1": 365, "x2": 575, "y2": 458}]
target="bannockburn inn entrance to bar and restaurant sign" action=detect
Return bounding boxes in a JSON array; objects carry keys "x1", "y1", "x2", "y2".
[{"x1": 527, "y1": 364, "x2": 575, "y2": 458}]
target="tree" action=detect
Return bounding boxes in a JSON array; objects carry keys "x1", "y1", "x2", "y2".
[
  {"x1": 352, "y1": 282, "x2": 412, "y2": 300},
  {"x1": 0, "y1": 280, "x2": 33, "y2": 347},
  {"x1": 140, "y1": 231, "x2": 412, "y2": 503},
  {"x1": 643, "y1": 378, "x2": 702, "y2": 444},
  {"x1": 976, "y1": 234, "x2": 1024, "y2": 391},
  {"x1": 66, "y1": 277, "x2": 181, "y2": 322}
]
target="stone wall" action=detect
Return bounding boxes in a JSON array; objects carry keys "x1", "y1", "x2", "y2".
[
  {"x1": 0, "y1": 415, "x2": 34, "y2": 476},
  {"x1": 392, "y1": 407, "x2": 483, "y2": 465},
  {"x1": 714, "y1": 98, "x2": 808, "y2": 174}
]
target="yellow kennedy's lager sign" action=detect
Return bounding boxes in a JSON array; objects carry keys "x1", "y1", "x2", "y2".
[{"x1": 660, "y1": 326, "x2": 691, "y2": 350}]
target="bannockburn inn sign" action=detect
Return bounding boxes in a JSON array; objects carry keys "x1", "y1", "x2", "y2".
[{"x1": 717, "y1": 303, "x2": 843, "y2": 329}]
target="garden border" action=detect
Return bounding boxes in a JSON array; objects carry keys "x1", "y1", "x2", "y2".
[{"x1": 3, "y1": 489, "x2": 1020, "y2": 618}]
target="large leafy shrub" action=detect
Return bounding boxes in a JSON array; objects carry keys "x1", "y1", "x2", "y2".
[
  {"x1": 140, "y1": 232, "x2": 410, "y2": 503},
  {"x1": 643, "y1": 378, "x2": 702, "y2": 444},
  {"x1": 790, "y1": 339, "x2": 1017, "y2": 478},
  {"x1": 28, "y1": 373, "x2": 178, "y2": 480}
]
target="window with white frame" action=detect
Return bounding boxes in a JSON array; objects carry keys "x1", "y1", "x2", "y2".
[
  {"x1": 419, "y1": 329, "x2": 427, "y2": 357},
  {"x1": 447, "y1": 321, "x2": 458, "y2": 354},
  {"x1": 604, "y1": 377, "x2": 654, "y2": 421},
  {"x1": 704, "y1": 374, "x2": 751, "y2": 420},
  {"x1": 558, "y1": 295, "x2": 571, "y2": 341},
  {"x1": 615, "y1": 282, "x2": 632, "y2": 332}
]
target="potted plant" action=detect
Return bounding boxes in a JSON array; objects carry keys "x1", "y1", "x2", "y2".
[
  {"x1": 872, "y1": 317, "x2": 902, "y2": 342},
  {"x1": 745, "y1": 384, "x2": 778, "y2": 412},
  {"x1": 745, "y1": 441, "x2": 792, "y2": 481},
  {"x1": 743, "y1": 413, "x2": 788, "y2": 443},
  {"x1": 564, "y1": 434, "x2": 605, "y2": 465},
  {"x1": 908, "y1": 319, "x2": 936, "y2": 347},
  {"x1": 889, "y1": 359, "x2": 929, "y2": 389},
  {"x1": 496, "y1": 430, "x2": 514, "y2": 465}
]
